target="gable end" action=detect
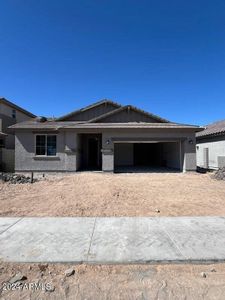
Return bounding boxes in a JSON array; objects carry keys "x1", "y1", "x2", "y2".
[
  {"x1": 89, "y1": 105, "x2": 170, "y2": 123},
  {"x1": 57, "y1": 99, "x2": 121, "y2": 121}
]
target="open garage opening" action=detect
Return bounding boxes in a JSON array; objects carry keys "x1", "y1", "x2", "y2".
[{"x1": 114, "y1": 142, "x2": 182, "y2": 173}]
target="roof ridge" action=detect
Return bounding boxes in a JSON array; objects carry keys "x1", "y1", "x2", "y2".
[
  {"x1": 56, "y1": 99, "x2": 121, "y2": 121},
  {"x1": 206, "y1": 119, "x2": 225, "y2": 127}
]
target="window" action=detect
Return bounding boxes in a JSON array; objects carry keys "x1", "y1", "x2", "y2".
[
  {"x1": 47, "y1": 135, "x2": 57, "y2": 156},
  {"x1": 12, "y1": 109, "x2": 16, "y2": 119},
  {"x1": 35, "y1": 135, "x2": 57, "y2": 156},
  {"x1": 0, "y1": 138, "x2": 5, "y2": 148},
  {"x1": 36, "y1": 135, "x2": 46, "y2": 155}
]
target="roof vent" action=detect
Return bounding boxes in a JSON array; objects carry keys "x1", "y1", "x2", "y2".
[{"x1": 36, "y1": 116, "x2": 47, "y2": 123}]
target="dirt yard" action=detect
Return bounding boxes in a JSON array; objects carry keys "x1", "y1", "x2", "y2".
[
  {"x1": 1, "y1": 262, "x2": 225, "y2": 299},
  {"x1": 1, "y1": 173, "x2": 225, "y2": 299},
  {"x1": 0, "y1": 172, "x2": 225, "y2": 217}
]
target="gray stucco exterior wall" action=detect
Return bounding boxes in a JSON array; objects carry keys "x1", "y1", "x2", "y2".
[
  {"x1": 15, "y1": 128, "x2": 197, "y2": 173},
  {"x1": 15, "y1": 131, "x2": 80, "y2": 172},
  {"x1": 0, "y1": 114, "x2": 17, "y2": 149},
  {"x1": 101, "y1": 130, "x2": 196, "y2": 172},
  {"x1": 183, "y1": 137, "x2": 196, "y2": 171},
  {"x1": 15, "y1": 131, "x2": 66, "y2": 171},
  {"x1": 0, "y1": 102, "x2": 35, "y2": 172}
]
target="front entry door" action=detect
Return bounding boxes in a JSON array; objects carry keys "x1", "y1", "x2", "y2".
[{"x1": 88, "y1": 137, "x2": 99, "y2": 169}]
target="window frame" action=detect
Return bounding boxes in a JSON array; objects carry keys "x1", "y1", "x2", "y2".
[
  {"x1": 35, "y1": 134, "x2": 57, "y2": 157},
  {"x1": 12, "y1": 109, "x2": 16, "y2": 119}
]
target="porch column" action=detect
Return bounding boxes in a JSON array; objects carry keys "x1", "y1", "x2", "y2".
[
  {"x1": 102, "y1": 148, "x2": 114, "y2": 172},
  {"x1": 183, "y1": 136, "x2": 197, "y2": 172},
  {"x1": 64, "y1": 132, "x2": 78, "y2": 171},
  {"x1": 179, "y1": 140, "x2": 185, "y2": 172}
]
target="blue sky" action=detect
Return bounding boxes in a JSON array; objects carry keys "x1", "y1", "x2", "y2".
[{"x1": 0, "y1": 0, "x2": 225, "y2": 125}]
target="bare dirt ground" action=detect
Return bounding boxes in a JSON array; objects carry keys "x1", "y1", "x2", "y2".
[
  {"x1": 1, "y1": 173, "x2": 225, "y2": 299},
  {"x1": 1, "y1": 262, "x2": 225, "y2": 299},
  {"x1": 0, "y1": 172, "x2": 225, "y2": 217}
]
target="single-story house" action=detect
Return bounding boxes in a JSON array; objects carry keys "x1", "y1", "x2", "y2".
[
  {"x1": 196, "y1": 120, "x2": 225, "y2": 169},
  {"x1": 10, "y1": 99, "x2": 202, "y2": 173},
  {"x1": 0, "y1": 97, "x2": 36, "y2": 172}
]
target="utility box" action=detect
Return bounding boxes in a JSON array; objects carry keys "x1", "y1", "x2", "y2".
[{"x1": 218, "y1": 156, "x2": 225, "y2": 169}]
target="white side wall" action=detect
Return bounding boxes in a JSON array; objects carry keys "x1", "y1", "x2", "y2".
[{"x1": 197, "y1": 137, "x2": 225, "y2": 169}]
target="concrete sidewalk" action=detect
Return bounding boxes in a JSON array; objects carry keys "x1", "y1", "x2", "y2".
[{"x1": 0, "y1": 217, "x2": 225, "y2": 263}]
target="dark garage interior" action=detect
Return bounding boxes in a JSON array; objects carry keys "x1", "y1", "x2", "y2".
[
  {"x1": 114, "y1": 142, "x2": 181, "y2": 172},
  {"x1": 133, "y1": 143, "x2": 165, "y2": 166}
]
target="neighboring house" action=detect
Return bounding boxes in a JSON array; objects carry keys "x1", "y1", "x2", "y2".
[
  {"x1": 10, "y1": 99, "x2": 202, "y2": 173},
  {"x1": 196, "y1": 120, "x2": 225, "y2": 169},
  {"x1": 0, "y1": 97, "x2": 36, "y2": 172}
]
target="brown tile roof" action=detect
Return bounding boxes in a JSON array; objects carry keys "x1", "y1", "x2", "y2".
[
  {"x1": 64, "y1": 122, "x2": 202, "y2": 130},
  {"x1": 196, "y1": 120, "x2": 225, "y2": 138},
  {"x1": 0, "y1": 97, "x2": 36, "y2": 118},
  {"x1": 9, "y1": 120, "x2": 202, "y2": 131}
]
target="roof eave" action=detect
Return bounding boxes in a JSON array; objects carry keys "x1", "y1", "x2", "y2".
[
  {"x1": 196, "y1": 131, "x2": 225, "y2": 139},
  {"x1": 0, "y1": 132, "x2": 7, "y2": 137},
  {"x1": 0, "y1": 97, "x2": 36, "y2": 118}
]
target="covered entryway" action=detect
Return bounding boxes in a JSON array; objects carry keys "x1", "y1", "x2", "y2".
[
  {"x1": 79, "y1": 134, "x2": 102, "y2": 170},
  {"x1": 114, "y1": 141, "x2": 182, "y2": 172}
]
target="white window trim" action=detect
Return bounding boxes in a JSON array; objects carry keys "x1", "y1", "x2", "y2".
[{"x1": 34, "y1": 134, "x2": 57, "y2": 157}]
